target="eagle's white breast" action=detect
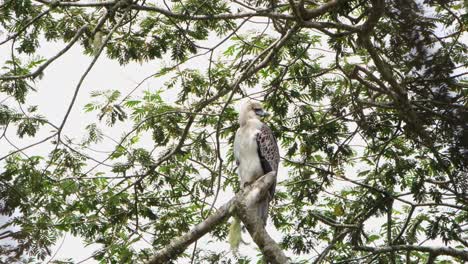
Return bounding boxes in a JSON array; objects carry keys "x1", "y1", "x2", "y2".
[{"x1": 234, "y1": 119, "x2": 264, "y2": 187}]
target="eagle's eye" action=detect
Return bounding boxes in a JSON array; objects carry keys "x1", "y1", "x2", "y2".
[{"x1": 254, "y1": 108, "x2": 266, "y2": 116}]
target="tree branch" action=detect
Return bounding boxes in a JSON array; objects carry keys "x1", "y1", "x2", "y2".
[
  {"x1": 147, "y1": 198, "x2": 235, "y2": 264},
  {"x1": 355, "y1": 245, "x2": 468, "y2": 261},
  {"x1": 131, "y1": 4, "x2": 294, "y2": 20},
  {"x1": 34, "y1": 0, "x2": 117, "y2": 7},
  {"x1": 235, "y1": 173, "x2": 289, "y2": 264},
  {"x1": 301, "y1": 0, "x2": 351, "y2": 20},
  {"x1": 0, "y1": 24, "x2": 89, "y2": 81},
  {"x1": 147, "y1": 171, "x2": 279, "y2": 264},
  {"x1": 313, "y1": 230, "x2": 349, "y2": 264},
  {"x1": 0, "y1": 5, "x2": 56, "y2": 46}
]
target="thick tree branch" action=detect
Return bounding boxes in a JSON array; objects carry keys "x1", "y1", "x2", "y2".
[
  {"x1": 147, "y1": 171, "x2": 279, "y2": 264},
  {"x1": 235, "y1": 173, "x2": 289, "y2": 264},
  {"x1": 147, "y1": 198, "x2": 235, "y2": 264}
]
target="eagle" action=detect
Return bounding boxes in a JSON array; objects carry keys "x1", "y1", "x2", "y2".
[{"x1": 229, "y1": 100, "x2": 280, "y2": 253}]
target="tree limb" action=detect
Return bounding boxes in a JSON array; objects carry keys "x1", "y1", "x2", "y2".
[
  {"x1": 235, "y1": 173, "x2": 289, "y2": 264},
  {"x1": 147, "y1": 198, "x2": 235, "y2": 264},
  {"x1": 0, "y1": 5, "x2": 56, "y2": 46},
  {"x1": 355, "y1": 245, "x2": 468, "y2": 261},
  {"x1": 147, "y1": 171, "x2": 280, "y2": 264},
  {"x1": 313, "y1": 230, "x2": 349, "y2": 264},
  {"x1": 301, "y1": 0, "x2": 351, "y2": 20},
  {"x1": 0, "y1": 25, "x2": 89, "y2": 81}
]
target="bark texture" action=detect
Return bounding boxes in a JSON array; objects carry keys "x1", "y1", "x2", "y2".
[{"x1": 147, "y1": 171, "x2": 288, "y2": 264}]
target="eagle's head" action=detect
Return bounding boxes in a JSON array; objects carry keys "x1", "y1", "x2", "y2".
[{"x1": 239, "y1": 100, "x2": 269, "y2": 126}]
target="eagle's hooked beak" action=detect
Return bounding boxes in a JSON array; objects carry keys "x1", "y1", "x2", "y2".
[{"x1": 255, "y1": 109, "x2": 270, "y2": 117}]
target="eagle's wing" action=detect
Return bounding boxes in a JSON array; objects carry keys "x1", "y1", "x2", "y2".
[
  {"x1": 256, "y1": 123, "x2": 279, "y2": 196},
  {"x1": 255, "y1": 123, "x2": 279, "y2": 225}
]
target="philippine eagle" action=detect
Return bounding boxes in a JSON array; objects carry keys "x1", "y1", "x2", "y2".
[{"x1": 229, "y1": 100, "x2": 280, "y2": 253}]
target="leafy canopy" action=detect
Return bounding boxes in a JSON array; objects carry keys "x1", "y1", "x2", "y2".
[{"x1": 0, "y1": 0, "x2": 467, "y2": 263}]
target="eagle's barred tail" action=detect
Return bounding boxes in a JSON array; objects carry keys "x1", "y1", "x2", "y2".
[
  {"x1": 258, "y1": 199, "x2": 269, "y2": 226},
  {"x1": 228, "y1": 216, "x2": 242, "y2": 255}
]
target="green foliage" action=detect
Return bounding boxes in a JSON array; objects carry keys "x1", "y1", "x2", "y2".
[{"x1": 0, "y1": 0, "x2": 467, "y2": 263}]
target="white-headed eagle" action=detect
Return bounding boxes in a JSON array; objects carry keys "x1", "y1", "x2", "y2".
[{"x1": 229, "y1": 100, "x2": 280, "y2": 253}]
